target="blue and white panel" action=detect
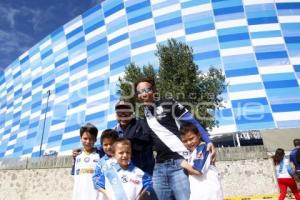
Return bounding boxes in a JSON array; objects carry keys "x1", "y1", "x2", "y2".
[
  {"x1": 275, "y1": 0, "x2": 300, "y2": 127},
  {"x1": 152, "y1": 0, "x2": 185, "y2": 43},
  {"x1": 1, "y1": 0, "x2": 300, "y2": 158},
  {"x1": 102, "y1": 0, "x2": 131, "y2": 128},
  {"x1": 125, "y1": 0, "x2": 158, "y2": 68},
  {"x1": 83, "y1": 5, "x2": 110, "y2": 132},
  {"x1": 181, "y1": 0, "x2": 221, "y2": 71}
]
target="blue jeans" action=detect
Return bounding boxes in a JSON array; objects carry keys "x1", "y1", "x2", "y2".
[{"x1": 153, "y1": 159, "x2": 190, "y2": 200}]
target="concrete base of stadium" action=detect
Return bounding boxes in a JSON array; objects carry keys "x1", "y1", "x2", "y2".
[
  {"x1": 261, "y1": 127, "x2": 300, "y2": 152},
  {"x1": 0, "y1": 146, "x2": 283, "y2": 200}
]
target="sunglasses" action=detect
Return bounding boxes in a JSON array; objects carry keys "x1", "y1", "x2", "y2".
[
  {"x1": 116, "y1": 111, "x2": 132, "y2": 117},
  {"x1": 137, "y1": 87, "x2": 153, "y2": 95}
]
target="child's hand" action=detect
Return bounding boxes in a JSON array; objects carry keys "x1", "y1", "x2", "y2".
[
  {"x1": 72, "y1": 148, "x2": 81, "y2": 158},
  {"x1": 98, "y1": 188, "x2": 112, "y2": 200},
  {"x1": 136, "y1": 188, "x2": 150, "y2": 200},
  {"x1": 180, "y1": 159, "x2": 189, "y2": 169},
  {"x1": 180, "y1": 160, "x2": 202, "y2": 176}
]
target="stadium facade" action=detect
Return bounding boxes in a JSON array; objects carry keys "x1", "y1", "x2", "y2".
[{"x1": 0, "y1": 0, "x2": 300, "y2": 158}]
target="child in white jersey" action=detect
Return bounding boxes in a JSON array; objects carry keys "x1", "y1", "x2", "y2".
[
  {"x1": 93, "y1": 129, "x2": 119, "y2": 200},
  {"x1": 97, "y1": 138, "x2": 153, "y2": 200},
  {"x1": 179, "y1": 123, "x2": 223, "y2": 200},
  {"x1": 72, "y1": 123, "x2": 100, "y2": 200}
]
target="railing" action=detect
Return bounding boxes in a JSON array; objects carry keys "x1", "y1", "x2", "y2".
[
  {"x1": 0, "y1": 145, "x2": 269, "y2": 170},
  {"x1": 216, "y1": 145, "x2": 268, "y2": 161},
  {"x1": 0, "y1": 156, "x2": 73, "y2": 170}
]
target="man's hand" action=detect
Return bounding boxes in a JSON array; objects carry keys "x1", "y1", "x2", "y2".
[
  {"x1": 207, "y1": 143, "x2": 216, "y2": 164},
  {"x1": 72, "y1": 148, "x2": 81, "y2": 159}
]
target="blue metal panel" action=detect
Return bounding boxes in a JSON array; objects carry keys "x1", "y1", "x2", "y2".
[{"x1": 1, "y1": 0, "x2": 300, "y2": 158}]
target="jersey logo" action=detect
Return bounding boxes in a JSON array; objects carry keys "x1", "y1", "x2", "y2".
[
  {"x1": 196, "y1": 152, "x2": 204, "y2": 160},
  {"x1": 121, "y1": 174, "x2": 128, "y2": 183},
  {"x1": 156, "y1": 106, "x2": 166, "y2": 120},
  {"x1": 79, "y1": 168, "x2": 95, "y2": 174},
  {"x1": 177, "y1": 103, "x2": 185, "y2": 110},
  {"x1": 156, "y1": 106, "x2": 163, "y2": 115},
  {"x1": 84, "y1": 157, "x2": 90, "y2": 162},
  {"x1": 130, "y1": 178, "x2": 140, "y2": 185}
]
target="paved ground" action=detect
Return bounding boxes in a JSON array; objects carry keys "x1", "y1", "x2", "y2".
[{"x1": 224, "y1": 194, "x2": 296, "y2": 200}]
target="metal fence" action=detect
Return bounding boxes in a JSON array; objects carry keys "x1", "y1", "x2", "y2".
[
  {"x1": 0, "y1": 156, "x2": 73, "y2": 170},
  {"x1": 216, "y1": 145, "x2": 268, "y2": 161},
  {"x1": 0, "y1": 146, "x2": 268, "y2": 170}
]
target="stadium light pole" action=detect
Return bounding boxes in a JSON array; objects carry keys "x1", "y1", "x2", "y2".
[
  {"x1": 39, "y1": 90, "x2": 51, "y2": 157},
  {"x1": 232, "y1": 132, "x2": 236, "y2": 147},
  {"x1": 236, "y1": 132, "x2": 241, "y2": 147}
]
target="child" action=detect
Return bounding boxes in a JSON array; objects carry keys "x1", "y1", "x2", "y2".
[
  {"x1": 93, "y1": 129, "x2": 119, "y2": 199},
  {"x1": 71, "y1": 129, "x2": 118, "y2": 175},
  {"x1": 179, "y1": 123, "x2": 223, "y2": 200},
  {"x1": 97, "y1": 138, "x2": 153, "y2": 200},
  {"x1": 72, "y1": 123, "x2": 100, "y2": 200},
  {"x1": 273, "y1": 148, "x2": 300, "y2": 200}
]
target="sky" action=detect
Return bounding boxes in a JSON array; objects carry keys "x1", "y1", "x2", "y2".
[{"x1": 0, "y1": 0, "x2": 103, "y2": 71}]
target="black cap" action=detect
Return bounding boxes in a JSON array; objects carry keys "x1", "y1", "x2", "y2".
[{"x1": 115, "y1": 100, "x2": 133, "y2": 111}]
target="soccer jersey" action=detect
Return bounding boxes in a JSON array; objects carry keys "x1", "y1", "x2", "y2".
[
  {"x1": 98, "y1": 162, "x2": 152, "y2": 200},
  {"x1": 93, "y1": 155, "x2": 116, "y2": 188},
  {"x1": 71, "y1": 148, "x2": 105, "y2": 176},
  {"x1": 114, "y1": 119, "x2": 155, "y2": 175},
  {"x1": 188, "y1": 143, "x2": 223, "y2": 200},
  {"x1": 276, "y1": 158, "x2": 293, "y2": 178},
  {"x1": 93, "y1": 155, "x2": 116, "y2": 200},
  {"x1": 73, "y1": 150, "x2": 100, "y2": 200},
  {"x1": 144, "y1": 99, "x2": 211, "y2": 162}
]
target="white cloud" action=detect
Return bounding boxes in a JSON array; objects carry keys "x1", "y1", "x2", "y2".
[
  {"x1": 29, "y1": 6, "x2": 56, "y2": 34},
  {"x1": 0, "y1": 7, "x2": 20, "y2": 28},
  {"x1": 0, "y1": 5, "x2": 48, "y2": 68},
  {"x1": 0, "y1": 30, "x2": 34, "y2": 68},
  {"x1": 0, "y1": 1, "x2": 97, "y2": 69}
]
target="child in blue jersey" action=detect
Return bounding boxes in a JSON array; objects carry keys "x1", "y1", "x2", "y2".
[
  {"x1": 97, "y1": 138, "x2": 153, "y2": 200},
  {"x1": 72, "y1": 123, "x2": 100, "y2": 200},
  {"x1": 93, "y1": 129, "x2": 119, "y2": 199},
  {"x1": 179, "y1": 123, "x2": 223, "y2": 200}
]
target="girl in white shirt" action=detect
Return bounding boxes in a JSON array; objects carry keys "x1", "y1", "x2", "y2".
[{"x1": 272, "y1": 148, "x2": 300, "y2": 200}]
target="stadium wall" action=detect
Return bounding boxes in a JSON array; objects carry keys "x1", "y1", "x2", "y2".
[
  {"x1": 0, "y1": 0, "x2": 300, "y2": 158},
  {"x1": 0, "y1": 146, "x2": 278, "y2": 199}
]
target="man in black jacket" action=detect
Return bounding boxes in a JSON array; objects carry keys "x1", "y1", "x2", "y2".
[
  {"x1": 72, "y1": 100, "x2": 155, "y2": 175},
  {"x1": 114, "y1": 100, "x2": 155, "y2": 175}
]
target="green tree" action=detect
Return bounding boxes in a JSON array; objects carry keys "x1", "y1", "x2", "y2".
[
  {"x1": 156, "y1": 39, "x2": 199, "y2": 101},
  {"x1": 118, "y1": 39, "x2": 226, "y2": 130}
]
